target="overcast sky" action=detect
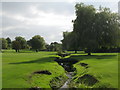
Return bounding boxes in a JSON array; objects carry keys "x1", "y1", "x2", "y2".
[{"x1": 1, "y1": 0, "x2": 119, "y2": 44}]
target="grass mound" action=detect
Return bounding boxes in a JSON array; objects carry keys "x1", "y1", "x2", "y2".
[{"x1": 69, "y1": 53, "x2": 118, "y2": 88}]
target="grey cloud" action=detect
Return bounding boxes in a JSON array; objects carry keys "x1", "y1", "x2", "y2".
[
  {"x1": 36, "y1": 2, "x2": 75, "y2": 15},
  {"x1": 2, "y1": 2, "x2": 75, "y2": 17},
  {"x1": 2, "y1": 25, "x2": 64, "y2": 44},
  {"x1": 2, "y1": 15, "x2": 23, "y2": 27}
]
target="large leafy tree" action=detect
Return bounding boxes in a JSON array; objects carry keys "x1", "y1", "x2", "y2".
[
  {"x1": 73, "y1": 3, "x2": 97, "y2": 55},
  {"x1": 94, "y1": 7, "x2": 120, "y2": 49},
  {"x1": 0, "y1": 38, "x2": 8, "y2": 49},
  {"x1": 12, "y1": 36, "x2": 27, "y2": 52},
  {"x1": 29, "y1": 35, "x2": 45, "y2": 52},
  {"x1": 48, "y1": 42, "x2": 62, "y2": 51},
  {"x1": 15, "y1": 36, "x2": 27, "y2": 49},
  {"x1": 62, "y1": 3, "x2": 120, "y2": 55},
  {"x1": 12, "y1": 41, "x2": 21, "y2": 52},
  {"x1": 62, "y1": 31, "x2": 79, "y2": 53},
  {"x1": 6, "y1": 37, "x2": 12, "y2": 49}
]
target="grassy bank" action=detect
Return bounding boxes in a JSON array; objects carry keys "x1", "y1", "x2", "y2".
[
  {"x1": 2, "y1": 50, "x2": 66, "y2": 88},
  {"x1": 2, "y1": 50, "x2": 118, "y2": 88},
  {"x1": 69, "y1": 53, "x2": 118, "y2": 88}
]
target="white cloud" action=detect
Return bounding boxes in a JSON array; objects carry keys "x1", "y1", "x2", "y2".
[
  {"x1": 3, "y1": 5, "x2": 75, "y2": 30},
  {"x1": 1, "y1": 1, "x2": 118, "y2": 44}
]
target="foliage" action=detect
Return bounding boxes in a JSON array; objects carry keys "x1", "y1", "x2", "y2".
[
  {"x1": 62, "y1": 3, "x2": 120, "y2": 55},
  {"x1": 0, "y1": 38, "x2": 8, "y2": 49},
  {"x1": 11, "y1": 36, "x2": 27, "y2": 52},
  {"x1": 62, "y1": 31, "x2": 79, "y2": 53},
  {"x1": 29, "y1": 35, "x2": 45, "y2": 52},
  {"x1": 6, "y1": 37, "x2": 12, "y2": 49},
  {"x1": 15, "y1": 36, "x2": 27, "y2": 49},
  {"x1": 12, "y1": 40, "x2": 21, "y2": 52},
  {"x1": 45, "y1": 42, "x2": 62, "y2": 51}
]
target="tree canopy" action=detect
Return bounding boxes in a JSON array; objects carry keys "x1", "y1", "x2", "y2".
[
  {"x1": 29, "y1": 35, "x2": 45, "y2": 52},
  {"x1": 62, "y1": 3, "x2": 120, "y2": 55},
  {"x1": 0, "y1": 38, "x2": 8, "y2": 49},
  {"x1": 15, "y1": 36, "x2": 27, "y2": 49},
  {"x1": 6, "y1": 37, "x2": 12, "y2": 49}
]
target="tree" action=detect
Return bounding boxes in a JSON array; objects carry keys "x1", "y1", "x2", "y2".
[
  {"x1": 62, "y1": 3, "x2": 120, "y2": 55},
  {"x1": 29, "y1": 35, "x2": 45, "y2": 52},
  {"x1": 12, "y1": 41, "x2": 21, "y2": 52},
  {"x1": 0, "y1": 38, "x2": 8, "y2": 49},
  {"x1": 6, "y1": 37, "x2": 11, "y2": 49},
  {"x1": 15, "y1": 36, "x2": 27, "y2": 49},
  {"x1": 73, "y1": 3, "x2": 97, "y2": 55},
  {"x1": 49, "y1": 42, "x2": 62, "y2": 51},
  {"x1": 95, "y1": 8, "x2": 120, "y2": 49},
  {"x1": 62, "y1": 31, "x2": 79, "y2": 53},
  {"x1": 73, "y1": 3, "x2": 120, "y2": 55}
]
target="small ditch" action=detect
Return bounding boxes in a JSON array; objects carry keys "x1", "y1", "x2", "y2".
[
  {"x1": 54, "y1": 58, "x2": 78, "y2": 72},
  {"x1": 53, "y1": 57, "x2": 78, "y2": 89},
  {"x1": 53, "y1": 57, "x2": 99, "y2": 88}
]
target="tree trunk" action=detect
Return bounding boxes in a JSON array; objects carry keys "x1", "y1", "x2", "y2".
[
  {"x1": 75, "y1": 50, "x2": 77, "y2": 53},
  {"x1": 36, "y1": 49, "x2": 38, "y2": 52},
  {"x1": 15, "y1": 49, "x2": 17, "y2": 52},
  {"x1": 88, "y1": 52, "x2": 91, "y2": 56}
]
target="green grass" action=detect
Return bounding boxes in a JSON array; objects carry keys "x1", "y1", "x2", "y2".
[
  {"x1": 70, "y1": 53, "x2": 118, "y2": 88},
  {"x1": 2, "y1": 50, "x2": 118, "y2": 88},
  {"x1": 2, "y1": 50, "x2": 66, "y2": 88}
]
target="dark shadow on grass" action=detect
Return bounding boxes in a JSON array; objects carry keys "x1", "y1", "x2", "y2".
[
  {"x1": 70, "y1": 55, "x2": 117, "y2": 61},
  {"x1": 9, "y1": 54, "x2": 117, "y2": 65},
  {"x1": 9, "y1": 57, "x2": 55, "y2": 64}
]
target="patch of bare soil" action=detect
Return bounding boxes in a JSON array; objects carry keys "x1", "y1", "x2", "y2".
[
  {"x1": 29, "y1": 87, "x2": 40, "y2": 90},
  {"x1": 77, "y1": 74, "x2": 99, "y2": 86},
  {"x1": 33, "y1": 70, "x2": 52, "y2": 75},
  {"x1": 80, "y1": 63, "x2": 89, "y2": 68}
]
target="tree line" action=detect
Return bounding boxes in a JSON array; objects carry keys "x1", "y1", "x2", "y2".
[{"x1": 0, "y1": 35, "x2": 62, "y2": 52}]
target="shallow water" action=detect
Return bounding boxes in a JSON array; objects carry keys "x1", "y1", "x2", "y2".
[{"x1": 59, "y1": 72, "x2": 73, "y2": 89}]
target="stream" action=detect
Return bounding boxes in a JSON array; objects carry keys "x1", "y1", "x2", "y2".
[
  {"x1": 54, "y1": 58, "x2": 78, "y2": 89},
  {"x1": 59, "y1": 72, "x2": 73, "y2": 89}
]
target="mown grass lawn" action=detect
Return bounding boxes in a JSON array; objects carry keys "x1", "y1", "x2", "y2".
[
  {"x1": 70, "y1": 53, "x2": 118, "y2": 88},
  {"x1": 2, "y1": 50, "x2": 118, "y2": 88},
  {"x1": 2, "y1": 50, "x2": 66, "y2": 88}
]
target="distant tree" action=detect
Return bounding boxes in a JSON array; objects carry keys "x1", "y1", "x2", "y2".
[
  {"x1": 48, "y1": 42, "x2": 62, "y2": 51},
  {"x1": 15, "y1": 36, "x2": 27, "y2": 49},
  {"x1": 0, "y1": 38, "x2": 8, "y2": 49},
  {"x1": 45, "y1": 43, "x2": 50, "y2": 51},
  {"x1": 12, "y1": 41, "x2": 21, "y2": 52},
  {"x1": 6, "y1": 37, "x2": 11, "y2": 49},
  {"x1": 26, "y1": 41, "x2": 32, "y2": 50},
  {"x1": 29, "y1": 35, "x2": 45, "y2": 52}
]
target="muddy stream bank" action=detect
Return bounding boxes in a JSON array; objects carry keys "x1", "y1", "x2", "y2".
[{"x1": 54, "y1": 58, "x2": 78, "y2": 89}]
